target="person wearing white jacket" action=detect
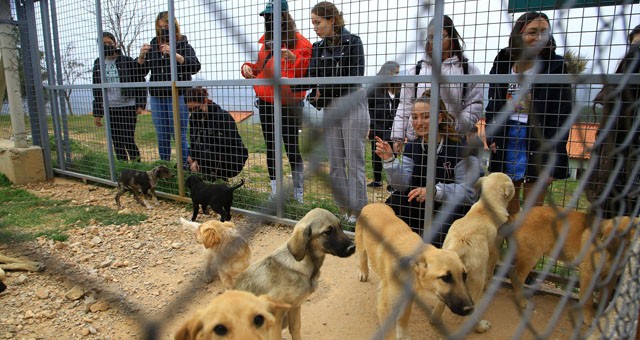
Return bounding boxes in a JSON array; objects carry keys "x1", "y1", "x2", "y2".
[{"x1": 391, "y1": 15, "x2": 483, "y2": 153}]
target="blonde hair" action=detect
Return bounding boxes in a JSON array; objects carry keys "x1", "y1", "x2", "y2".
[
  {"x1": 155, "y1": 11, "x2": 182, "y2": 43},
  {"x1": 413, "y1": 89, "x2": 459, "y2": 141}
]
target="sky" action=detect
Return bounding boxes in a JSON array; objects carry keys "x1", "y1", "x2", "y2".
[{"x1": 6, "y1": 0, "x2": 640, "y2": 113}]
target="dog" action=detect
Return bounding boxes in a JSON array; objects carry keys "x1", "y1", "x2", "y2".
[
  {"x1": 186, "y1": 175, "x2": 244, "y2": 222},
  {"x1": 355, "y1": 203, "x2": 474, "y2": 340},
  {"x1": 179, "y1": 217, "x2": 251, "y2": 289},
  {"x1": 233, "y1": 208, "x2": 355, "y2": 340},
  {"x1": 509, "y1": 206, "x2": 590, "y2": 309},
  {"x1": 577, "y1": 216, "x2": 638, "y2": 324},
  {"x1": 0, "y1": 253, "x2": 46, "y2": 293},
  {"x1": 430, "y1": 173, "x2": 515, "y2": 333},
  {"x1": 174, "y1": 289, "x2": 291, "y2": 340},
  {"x1": 115, "y1": 165, "x2": 172, "y2": 209}
]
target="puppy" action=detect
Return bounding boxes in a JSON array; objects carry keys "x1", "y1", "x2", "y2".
[
  {"x1": 509, "y1": 206, "x2": 589, "y2": 309},
  {"x1": 179, "y1": 217, "x2": 251, "y2": 289},
  {"x1": 356, "y1": 203, "x2": 473, "y2": 340},
  {"x1": 174, "y1": 290, "x2": 291, "y2": 340},
  {"x1": 233, "y1": 208, "x2": 355, "y2": 340},
  {"x1": 186, "y1": 175, "x2": 244, "y2": 222},
  {"x1": 578, "y1": 216, "x2": 638, "y2": 324},
  {"x1": 431, "y1": 172, "x2": 515, "y2": 333},
  {"x1": 0, "y1": 253, "x2": 46, "y2": 293},
  {"x1": 115, "y1": 165, "x2": 172, "y2": 209}
]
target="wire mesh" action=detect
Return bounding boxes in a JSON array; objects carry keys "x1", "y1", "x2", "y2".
[{"x1": 1, "y1": 0, "x2": 639, "y2": 338}]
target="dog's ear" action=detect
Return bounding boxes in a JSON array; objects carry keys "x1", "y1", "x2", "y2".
[
  {"x1": 474, "y1": 176, "x2": 485, "y2": 194},
  {"x1": 201, "y1": 226, "x2": 222, "y2": 248},
  {"x1": 174, "y1": 318, "x2": 203, "y2": 340},
  {"x1": 503, "y1": 180, "x2": 515, "y2": 200},
  {"x1": 287, "y1": 223, "x2": 312, "y2": 261}
]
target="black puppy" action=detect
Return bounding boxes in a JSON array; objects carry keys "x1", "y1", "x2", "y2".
[
  {"x1": 115, "y1": 165, "x2": 173, "y2": 209},
  {"x1": 186, "y1": 175, "x2": 245, "y2": 222}
]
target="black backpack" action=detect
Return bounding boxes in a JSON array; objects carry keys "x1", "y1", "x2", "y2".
[{"x1": 414, "y1": 58, "x2": 469, "y2": 103}]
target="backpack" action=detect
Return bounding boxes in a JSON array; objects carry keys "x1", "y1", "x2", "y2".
[{"x1": 414, "y1": 58, "x2": 469, "y2": 102}]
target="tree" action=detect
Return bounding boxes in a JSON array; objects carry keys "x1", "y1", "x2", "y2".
[
  {"x1": 85, "y1": 0, "x2": 147, "y2": 57},
  {"x1": 60, "y1": 42, "x2": 86, "y2": 115}
]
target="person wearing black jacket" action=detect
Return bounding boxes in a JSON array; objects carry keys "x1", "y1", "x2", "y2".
[
  {"x1": 367, "y1": 61, "x2": 400, "y2": 188},
  {"x1": 185, "y1": 87, "x2": 248, "y2": 182},
  {"x1": 138, "y1": 11, "x2": 201, "y2": 168},
  {"x1": 485, "y1": 12, "x2": 572, "y2": 215},
  {"x1": 92, "y1": 32, "x2": 146, "y2": 162},
  {"x1": 308, "y1": 1, "x2": 369, "y2": 223}
]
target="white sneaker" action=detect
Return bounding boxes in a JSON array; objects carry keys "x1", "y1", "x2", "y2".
[
  {"x1": 346, "y1": 215, "x2": 357, "y2": 224},
  {"x1": 294, "y1": 188, "x2": 304, "y2": 203}
]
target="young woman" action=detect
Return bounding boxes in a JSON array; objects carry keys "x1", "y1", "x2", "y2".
[
  {"x1": 367, "y1": 61, "x2": 400, "y2": 188},
  {"x1": 138, "y1": 11, "x2": 201, "y2": 168},
  {"x1": 391, "y1": 15, "x2": 483, "y2": 153},
  {"x1": 308, "y1": 1, "x2": 369, "y2": 223},
  {"x1": 92, "y1": 32, "x2": 146, "y2": 162},
  {"x1": 185, "y1": 87, "x2": 248, "y2": 182},
  {"x1": 376, "y1": 90, "x2": 481, "y2": 247},
  {"x1": 241, "y1": 0, "x2": 311, "y2": 203},
  {"x1": 485, "y1": 11, "x2": 572, "y2": 215}
]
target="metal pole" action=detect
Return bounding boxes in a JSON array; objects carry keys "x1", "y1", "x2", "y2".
[
  {"x1": 95, "y1": 0, "x2": 116, "y2": 181},
  {"x1": 168, "y1": 0, "x2": 185, "y2": 198},
  {"x1": 49, "y1": 0, "x2": 71, "y2": 163},
  {"x1": 273, "y1": 0, "x2": 284, "y2": 217}
]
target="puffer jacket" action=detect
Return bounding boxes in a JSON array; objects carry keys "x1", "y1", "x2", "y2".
[
  {"x1": 139, "y1": 35, "x2": 201, "y2": 97},
  {"x1": 390, "y1": 55, "x2": 483, "y2": 140}
]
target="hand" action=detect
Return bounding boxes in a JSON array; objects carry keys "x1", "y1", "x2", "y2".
[
  {"x1": 393, "y1": 140, "x2": 405, "y2": 154},
  {"x1": 139, "y1": 44, "x2": 151, "y2": 62},
  {"x1": 190, "y1": 160, "x2": 200, "y2": 172},
  {"x1": 374, "y1": 136, "x2": 394, "y2": 161},
  {"x1": 94, "y1": 116, "x2": 102, "y2": 127},
  {"x1": 489, "y1": 142, "x2": 497, "y2": 153},
  {"x1": 159, "y1": 44, "x2": 171, "y2": 56},
  {"x1": 241, "y1": 64, "x2": 255, "y2": 79},
  {"x1": 136, "y1": 108, "x2": 145, "y2": 115},
  {"x1": 281, "y1": 48, "x2": 296, "y2": 63},
  {"x1": 407, "y1": 187, "x2": 427, "y2": 203}
]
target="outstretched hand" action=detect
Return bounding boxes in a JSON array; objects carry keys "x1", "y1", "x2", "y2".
[{"x1": 374, "y1": 136, "x2": 394, "y2": 161}]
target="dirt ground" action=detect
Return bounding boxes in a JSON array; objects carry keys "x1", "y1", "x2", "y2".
[{"x1": 0, "y1": 177, "x2": 584, "y2": 339}]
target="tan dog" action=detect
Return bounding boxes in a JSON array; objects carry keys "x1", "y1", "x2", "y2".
[
  {"x1": 356, "y1": 203, "x2": 473, "y2": 340},
  {"x1": 509, "y1": 206, "x2": 590, "y2": 309},
  {"x1": 431, "y1": 172, "x2": 515, "y2": 333},
  {"x1": 0, "y1": 253, "x2": 45, "y2": 293},
  {"x1": 180, "y1": 218, "x2": 251, "y2": 289},
  {"x1": 578, "y1": 216, "x2": 638, "y2": 324},
  {"x1": 174, "y1": 290, "x2": 290, "y2": 340},
  {"x1": 233, "y1": 208, "x2": 355, "y2": 340}
]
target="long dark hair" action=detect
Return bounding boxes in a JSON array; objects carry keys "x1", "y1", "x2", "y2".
[
  {"x1": 427, "y1": 15, "x2": 466, "y2": 63},
  {"x1": 508, "y1": 11, "x2": 556, "y2": 60},
  {"x1": 312, "y1": 1, "x2": 345, "y2": 45},
  {"x1": 264, "y1": 11, "x2": 298, "y2": 50},
  {"x1": 185, "y1": 87, "x2": 213, "y2": 105},
  {"x1": 413, "y1": 89, "x2": 460, "y2": 142}
]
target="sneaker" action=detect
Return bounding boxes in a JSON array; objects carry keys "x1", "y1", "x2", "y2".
[
  {"x1": 294, "y1": 188, "x2": 304, "y2": 204},
  {"x1": 386, "y1": 185, "x2": 395, "y2": 193},
  {"x1": 346, "y1": 214, "x2": 357, "y2": 224},
  {"x1": 367, "y1": 181, "x2": 383, "y2": 188}
]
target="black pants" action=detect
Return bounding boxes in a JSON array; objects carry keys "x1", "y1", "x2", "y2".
[
  {"x1": 109, "y1": 106, "x2": 140, "y2": 161},
  {"x1": 257, "y1": 99, "x2": 303, "y2": 179}
]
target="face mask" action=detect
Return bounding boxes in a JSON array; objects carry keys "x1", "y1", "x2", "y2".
[
  {"x1": 103, "y1": 44, "x2": 117, "y2": 56},
  {"x1": 160, "y1": 28, "x2": 170, "y2": 41},
  {"x1": 190, "y1": 107, "x2": 203, "y2": 113}
]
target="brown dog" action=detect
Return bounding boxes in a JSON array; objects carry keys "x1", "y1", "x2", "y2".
[
  {"x1": 115, "y1": 165, "x2": 173, "y2": 209},
  {"x1": 233, "y1": 208, "x2": 355, "y2": 340},
  {"x1": 180, "y1": 218, "x2": 251, "y2": 289},
  {"x1": 174, "y1": 290, "x2": 290, "y2": 340},
  {"x1": 356, "y1": 203, "x2": 474, "y2": 340},
  {"x1": 431, "y1": 172, "x2": 515, "y2": 333},
  {"x1": 509, "y1": 206, "x2": 590, "y2": 309}
]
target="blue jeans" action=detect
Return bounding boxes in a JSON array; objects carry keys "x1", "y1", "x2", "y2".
[{"x1": 150, "y1": 96, "x2": 189, "y2": 165}]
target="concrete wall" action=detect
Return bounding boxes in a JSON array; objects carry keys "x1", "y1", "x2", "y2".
[{"x1": 0, "y1": 140, "x2": 46, "y2": 184}]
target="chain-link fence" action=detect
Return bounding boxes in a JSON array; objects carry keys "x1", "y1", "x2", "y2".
[{"x1": 2, "y1": 0, "x2": 640, "y2": 338}]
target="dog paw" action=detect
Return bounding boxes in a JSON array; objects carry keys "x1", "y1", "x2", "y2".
[
  {"x1": 358, "y1": 272, "x2": 368, "y2": 282},
  {"x1": 475, "y1": 320, "x2": 491, "y2": 333}
]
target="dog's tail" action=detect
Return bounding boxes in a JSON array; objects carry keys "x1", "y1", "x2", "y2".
[
  {"x1": 179, "y1": 217, "x2": 200, "y2": 231},
  {"x1": 230, "y1": 179, "x2": 245, "y2": 191}
]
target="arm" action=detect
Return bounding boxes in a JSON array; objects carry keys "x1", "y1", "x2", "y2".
[
  {"x1": 434, "y1": 154, "x2": 481, "y2": 205},
  {"x1": 456, "y1": 63, "x2": 484, "y2": 133},
  {"x1": 177, "y1": 40, "x2": 201, "y2": 75},
  {"x1": 286, "y1": 35, "x2": 312, "y2": 78},
  {"x1": 390, "y1": 81, "x2": 415, "y2": 141},
  {"x1": 91, "y1": 59, "x2": 104, "y2": 119},
  {"x1": 383, "y1": 154, "x2": 414, "y2": 192}
]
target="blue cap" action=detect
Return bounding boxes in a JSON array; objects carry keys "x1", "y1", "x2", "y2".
[{"x1": 260, "y1": 0, "x2": 289, "y2": 16}]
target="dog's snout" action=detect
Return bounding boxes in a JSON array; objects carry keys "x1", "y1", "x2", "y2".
[
  {"x1": 346, "y1": 244, "x2": 356, "y2": 255},
  {"x1": 462, "y1": 305, "x2": 474, "y2": 316}
]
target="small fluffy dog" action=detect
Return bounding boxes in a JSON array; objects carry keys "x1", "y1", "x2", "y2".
[
  {"x1": 180, "y1": 217, "x2": 251, "y2": 289},
  {"x1": 233, "y1": 208, "x2": 355, "y2": 340},
  {"x1": 356, "y1": 203, "x2": 473, "y2": 340},
  {"x1": 186, "y1": 175, "x2": 244, "y2": 222},
  {"x1": 115, "y1": 165, "x2": 172, "y2": 209},
  {"x1": 431, "y1": 172, "x2": 515, "y2": 333},
  {"x1": 174, "y1": 290, "x2": 291, "y2": 340}
]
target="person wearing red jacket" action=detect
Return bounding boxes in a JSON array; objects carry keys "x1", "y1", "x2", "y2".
[{"x1": 241, "y1": 0, "x2": 311, "y2": 203}]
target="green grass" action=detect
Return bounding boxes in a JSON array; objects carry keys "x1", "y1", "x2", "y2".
[{"x1": 0, "y1": 173, "x2": 147, "y2": 243}]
